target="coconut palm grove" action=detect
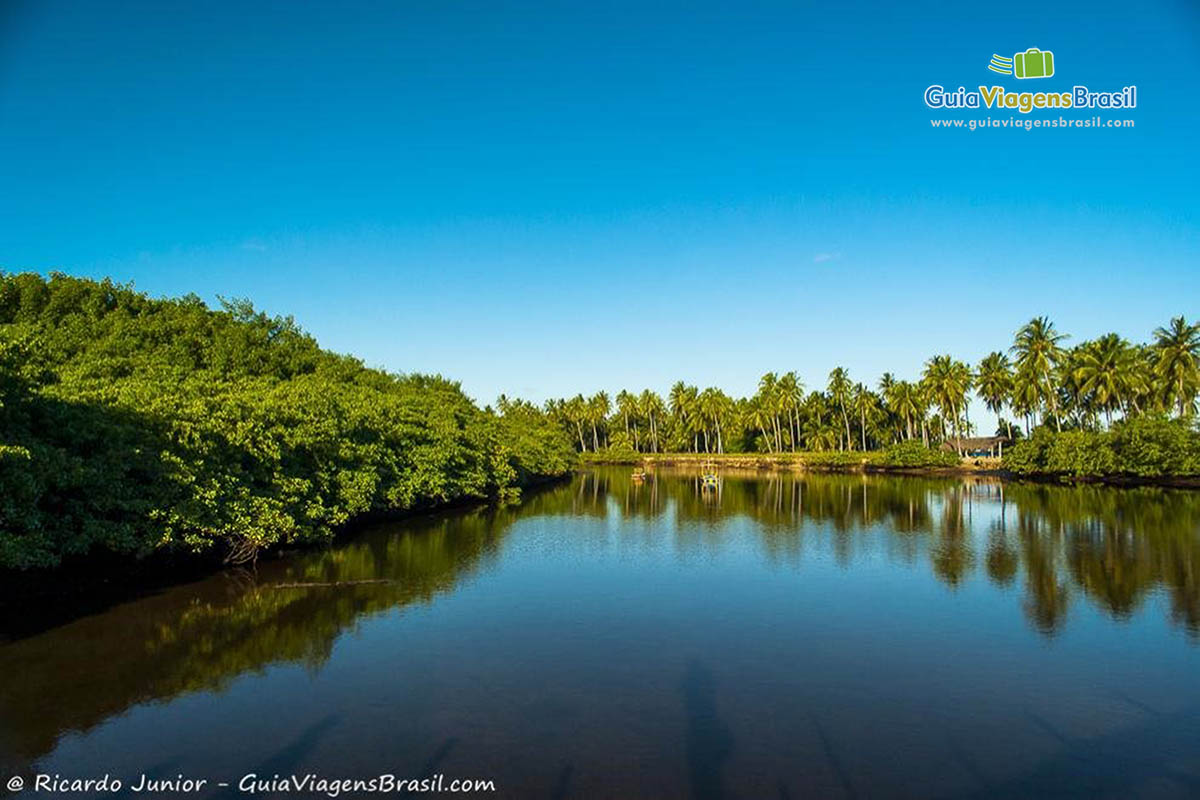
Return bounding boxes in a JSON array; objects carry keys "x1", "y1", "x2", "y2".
[{"x1": 541, "y1": 314, "x2": 1200, "y2": 469}]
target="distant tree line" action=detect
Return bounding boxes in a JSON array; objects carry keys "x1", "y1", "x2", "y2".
[
  {"x1": 544, "y1": 315, "x2": 1200, "y2": 460},
  {"x1": 0, "y1": 273, "x2": 574, "y2": 570}
]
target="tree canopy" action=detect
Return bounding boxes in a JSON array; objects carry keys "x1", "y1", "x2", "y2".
[{"x1": 0, "y1": 273, "x2": 574, "y2": 569}]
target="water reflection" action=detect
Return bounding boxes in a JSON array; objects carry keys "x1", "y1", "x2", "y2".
[
  {"x1": 0, "y1": 507, "x2": 511, "y2": 773},
  {"x1": 1, "y1": 469, "x2": 1198, "y2": 780},
  {"x1": 578, "y1": 468, "x2": 1200, "y2": 638}
]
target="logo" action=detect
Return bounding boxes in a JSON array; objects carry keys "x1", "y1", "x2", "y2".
[
  {"x1": 923, "y1": 46, "x2": 1136, "y2": 114},
  {"x1": 989, "y1": 48, "x2": 1055, "y2": 79}
]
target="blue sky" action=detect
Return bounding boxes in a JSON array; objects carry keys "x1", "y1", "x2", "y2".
[{"x1": 1, "y1": 1, "x2": 1197, "y2": 423}]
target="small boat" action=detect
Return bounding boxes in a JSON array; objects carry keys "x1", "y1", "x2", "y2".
[
  {"x1": 631, "y1": 470, "x2": 648, "y2": 481},
  {"x1": 701, "y1": 473, "x2": 719, "y2": 489}
]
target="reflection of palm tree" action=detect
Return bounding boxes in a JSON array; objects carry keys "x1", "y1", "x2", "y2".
[
  {"x1": 985, "y1": 526, "x2": 1019, "y2": 586},
  {"x1": 1020, "y1": 516, "x2": 1070, "y2": 634}
]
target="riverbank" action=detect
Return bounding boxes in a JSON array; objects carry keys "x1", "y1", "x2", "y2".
[
  {"x1": 581, "y1": 450, "x2": 1001, "y2": 473},
  {"x1": 579, "y1": 451, "x2": 1200, "y2": 488}
]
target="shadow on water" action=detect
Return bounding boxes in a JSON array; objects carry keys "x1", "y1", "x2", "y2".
[
  {"x1": 952, "y1": 703, "x2": 1200, "y2": 799},
  {"x1": 682, "y1": 660, "x2": 733, "y2": 800},
  {"x1": 812, "y1": 719, "x2": 857, "y2": 800},
  {"x1": 417, "y1": 737, "x2": 458, "y2": 777},
  {"x1": 549, "y1": 763, "x2": 574, "y2": 800},
  {"x1": 197, "y1": 715, "x2": 340, "y2": 800}
]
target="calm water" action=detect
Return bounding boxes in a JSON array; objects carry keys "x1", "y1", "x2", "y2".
[{"x1": 3, "y1": 468, "x2": 1200, "y2": 799}]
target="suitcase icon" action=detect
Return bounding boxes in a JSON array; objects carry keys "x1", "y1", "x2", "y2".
[{"x1": 1014, "y1": 48, "x2": 1054, "y2": 79}]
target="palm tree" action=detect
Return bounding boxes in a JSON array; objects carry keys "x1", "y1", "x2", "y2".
[
  {"x1": 1012, "y1": 316, "x2": 1068, "y2": 431},
  {"x1": 800, "y1": 391, "x2": 836, "y2": 451},
  {"x1": 670, "y1": 382, "x2": 700, "y2": 452},
  {"x1": 1073, "y1": 334, "x2": 1136, "y2": 427},
  {"x1": 778, "y1": 371, "x2": 804, "y2": 451},
  {"x1": 878, "y1": 372, "x2": 902, "y2": 444},
  {"x1": 698, "y1": 388, "x2": 732, "y2": 453},
  {"x1": 851, "y1": 384, "x2": 881, "y2": 451},
  {"x1": 1057, "y1": 345, "x2": 1092, "y2": 429},
  {"x1": 923, "y1": 355, "x2": 972, "y2": 453},
  {"x1": 1153, "y1": 316, "x2": 1200, "y2": 418},
  {"x1": 827, "y1": 367, "x2": 853, "y2": 451},
  {"x1": 976, "y1": 352, "x2": 1014, "y2": 439},
  {"x1": 888, "y1": 380, "x2": 920, "y2": 441},
  {"x1": 749, "y1": 397, "x2": 776, "y2": 453},
  {"x1": 1010, "y1": 366, "x2": 1041, "y2": 436},
  {"x1": 565, "y1": 394, "x2": 589, "y2": 450},
  {"x1": 587, "y1": 391, "x2": 610, "y2": 451},
  {"x1": 756, "y1": 372, "x2": 782, "y2": 452},
  {"x1": 616, "y1": 390, "x2": 638, "y2": 449},
  {"x1": 639, "y1": 389, "x2": 666, "y2": 453}
]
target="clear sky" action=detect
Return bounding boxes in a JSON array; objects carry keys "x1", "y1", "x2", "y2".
[{"x1": 1, "y1": 1, "x2": 1197, "y2": 426}]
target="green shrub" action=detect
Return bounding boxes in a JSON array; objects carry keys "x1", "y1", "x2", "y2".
[
  {"x1": 1107, "y1": 417, "x2": 1200, "y2": 477},
  {"x1": 1044, "y1": 431, "x2": 1118, "y2": 477},
  {"x1": 1003, "y1": 428, "x2": 1056, "y2": 475},
  {"x1": 1003, "y1": 419, "x2": 1199, "y2": 478},
  {"x1": 878, "y1": 441, "x2": 960, "y2": 468},
  {"x1": 800, "y1": 451, "x2": 875, "y2": 468}
]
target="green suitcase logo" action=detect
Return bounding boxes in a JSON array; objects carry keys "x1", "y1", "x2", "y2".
[{"x1": 1013, "y1": 47, "x2": 1054, "y2": 79}]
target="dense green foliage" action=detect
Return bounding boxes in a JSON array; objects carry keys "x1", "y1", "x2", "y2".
[
  {"x1": 0, "y1": 273, "x2": 573, "y2": 569},
  {"x1": 1005, "y1": 418, "x2": 1200, "y2": 478}
]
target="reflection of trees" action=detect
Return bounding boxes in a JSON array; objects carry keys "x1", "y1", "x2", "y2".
[
  {"x1": 0, "y1": 505, "x2": 516, "y2": 770},
  {"x1": 1019, "y1": 513, "x2": 1071, "y2": 635},
  {"x1": 3, "y1": 470, "x2": 1199, "y2": 774},
  {"x1": 932, "y1": 486, "x2": 974, "y2": 588},
  {"x1": 576, "y1": 469, "x2": 1200, "y2": 638},
  {"x1": 985, "y1": 525, "x2": 1020, "y2": 587}
]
